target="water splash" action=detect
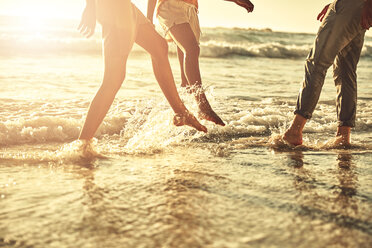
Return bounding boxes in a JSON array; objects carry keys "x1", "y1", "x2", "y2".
[
  {"x1": 0, "y1": 139, "x2": 107, "y2": 165},
  {"x1": 121, "y1": 94, "x2": 205, "y2": 154},
  {"x1": 267, "y1": 133, "x2": 372, "y2": 152}
]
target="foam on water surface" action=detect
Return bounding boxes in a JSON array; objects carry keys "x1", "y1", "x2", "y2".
[{"x1": 0, "y1": 90, "x2": 371, "y2": 153}]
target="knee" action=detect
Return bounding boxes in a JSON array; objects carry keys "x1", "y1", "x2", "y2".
[
  {"x1": 159, "y1": 38, "x2": 169, "y2": 54},
  {"x1": 152, "y1": 38, "x2": 169, "y2": 59},
  {"x1": 305, "y1": 58, "x2": 329, "y2": 78},
  {"x1": 184, "y1": 44, "x2": 200, "y2": 59},
  {"x1": 306, "y1": 48, "x2": 332, "y2": 75}
]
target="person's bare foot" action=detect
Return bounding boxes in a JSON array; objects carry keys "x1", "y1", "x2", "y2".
[
  {"x1": 282, "y1": 129, "x2": 303, "y2": 146},
  {"x1": 197, "y1": 95, "x2": 225, "y2": 126},
  {"x1": 335, "y1": 126, "x2": 351, "y2": 146},
  {"x1": 173, "y1": 110, "x2": 208, "y2": 133},
  {"x1": 198, "y1": 109, "x2": 225, "y2": 126},
  {"x1": 282, "y1": 114, "x2": 307, "y2": 146},
  {"x1": 333, "y1": 135, "x2": 351, "y2": 147},
  {"x1": 78, "y1": 139, "x2": 107, "y2": 159}
]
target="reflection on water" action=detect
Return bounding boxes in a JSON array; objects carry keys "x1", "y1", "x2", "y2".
[
  {"x1": 288, "y1": 151, "x2": 304, "y2": 168},
  {"x1": 335, "y1": 153, "x2": 358, "y2": 212},
  {"x1": 0, "y1": 147, "x2": 372, "y2": 248},
  {"x1": 160, "y1": 169, "x2": 208, "y2": 247},
  {"x1": 286, "y1": 151, "x2": 372, "y2": 247}
]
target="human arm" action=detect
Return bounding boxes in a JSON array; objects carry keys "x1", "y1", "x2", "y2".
[
  {"x1": 317, "y1": 3, "x2": 330, "y2": 22},
  {"x1": 147, "y1": 0, "x2": 158, "y2": 24},
  {"x1": 361, "y1": 0, "x2": 372, "y2": 30},
  {"x1": 224, "y1": 0, "x2": 254, "y2": 13},
  {"x1": 78, "y1": 0, "x2": 96, "y2": 38}
]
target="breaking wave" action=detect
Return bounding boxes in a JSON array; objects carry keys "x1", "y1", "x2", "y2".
[
  {"x1": 1, "y1": 96, "x2": 371, "y2": 148},
  {"x1": 1, "y1": 16, "x2": 371, "y2": 59}
]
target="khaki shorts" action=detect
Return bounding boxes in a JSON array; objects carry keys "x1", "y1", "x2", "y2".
[
  {"x1": 96, "y1": 1, "x2": 150, "y2": 59},
  {"x1": 157, "y1": 0, "x2": 201, "y2": 43}
]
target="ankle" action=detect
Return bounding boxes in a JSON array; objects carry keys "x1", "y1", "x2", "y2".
[
  {"x1": 286, "y1": 114, "x2": 307, "y2": 135},
  {"x1": 336, "y1": 126, "x2": 351, "y2": 135},
  {"x1": 286, "y1": 125, "x2": 302, "y2": 136},
  {"x1": 336, "y1": 126, "x2": 351, "y2": 142}
]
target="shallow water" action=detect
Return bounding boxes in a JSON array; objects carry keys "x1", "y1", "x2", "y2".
[
  {"x1": 1, "y1": 145, "x2": 372, "y2": 248},
  {"x1": 1, "y1": 18, "x2": 372, "y2": 247}
]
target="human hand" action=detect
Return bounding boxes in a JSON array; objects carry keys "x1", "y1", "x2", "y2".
[
  {"x1": 361, "y1": 0, "x2": 372, "y2": 30},
  {"x1": 78, "y1": 4, "x2": 96, "y2": 38},
  {"x1": 317, "y1": 4, "x2": 330, "y2": 22},
  {"x1": 228, "y1": 0, "x2": 254, "y2": 13}
]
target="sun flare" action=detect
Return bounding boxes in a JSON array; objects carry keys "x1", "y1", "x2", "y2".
[
  {"x1": 23, "y1": 17, "x2": 47, "y2": 32},
  {"x1": 16, "y1": 4, "x2": 55, "y2": 19},
  {"x1": 1, "y1": 0, "x2": 82, "y2": 20}
]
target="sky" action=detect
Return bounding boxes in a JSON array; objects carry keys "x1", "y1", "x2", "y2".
[{"x1": 0, "y1": 0, "x2": 355, "y2": 33}]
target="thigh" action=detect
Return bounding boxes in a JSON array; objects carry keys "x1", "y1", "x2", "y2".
[
  {"x1": 130, "y1": 4, "x2": 168, "y2": 56},
  {"x1": 100, "y1": 2, "x2": 140, "y2": 64},
  {"x1": 169, "y1": 23, "x2": 199, "y2": 54},
  {"x1": 135, "y1": 22, "x2": 169, "y2": 56},
  {"x1": 312, "y1": 0, "x2": 365, "y2": 66},
  {"x1": 338, "y1": 31, "x2": 365, "y2": 61},
  {"x1": 333, "y1": 31, "x2": 365, "y2": 81},
  {"x1": 101, "y1": 24, "x2": 134, "y2": 81},
  {"x1": 97, "y1": 0, "x2": 133, "y2": 28},
  {"x1": 103, "y1": 26, "x2": 134, "y2": 65}
]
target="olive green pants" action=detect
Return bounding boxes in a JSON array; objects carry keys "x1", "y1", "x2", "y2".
[{"x1": 295, "y1": 0, "x2": 366, "y2": 127}]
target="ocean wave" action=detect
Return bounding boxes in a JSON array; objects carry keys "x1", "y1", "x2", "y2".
[
  {"x1": 198, "y1": 41, "x2": 311, "y2": 58},
  {"x1": 0, "y1": 117, "x2": 80, "y2": 146},
  {"x1": 1, "y1": 98, "x2": 371, "y2": 147},
  {"x1": 1, "y1": 26, "x2": 371, "y2": 59},
  {"x1": 362, "y1": 42, "x2": 372, "y2": 58},
  {"x1": 0, "y1": 114, "x2": 128, "y2": 146},
  {"x1": 196, "y1": 41, "x2": 372, "y2": 59}
]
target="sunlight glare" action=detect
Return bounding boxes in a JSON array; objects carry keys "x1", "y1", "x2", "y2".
[
  {"x1": 24, "y1": 17, "x2": 47, "y2": 33},
  {"x1": 16, "y1": 3, "x2": 60, "y2": 19},
  {"x1": 11, "y1": 4, "x2": 55, "y2": 34}
]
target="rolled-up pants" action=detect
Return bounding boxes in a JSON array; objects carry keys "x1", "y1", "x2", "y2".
[{"x1": 295, "y1": 0, "x2": 366, "y2": 127}]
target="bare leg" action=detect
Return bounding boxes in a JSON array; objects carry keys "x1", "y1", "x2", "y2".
[
  {"x1": 169, "y1": 23, "x2": 225, "y2": 126},
  {"x1": 176, "y1": 46, "x2": 189, "y2": 88},
  {"x1": 283, "y1": 114, "x2": 307, "y2": 146},
  {"x1": 79, "y1": 36, "x2": 131, "y2": 140},
  {"x1": 135, "y1": 23, "x2": 207, "y2": 133}
]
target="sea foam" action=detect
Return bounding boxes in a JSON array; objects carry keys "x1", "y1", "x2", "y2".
[{"x1": 0, "y1": 97, "x2": 371, "y2": 147}]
